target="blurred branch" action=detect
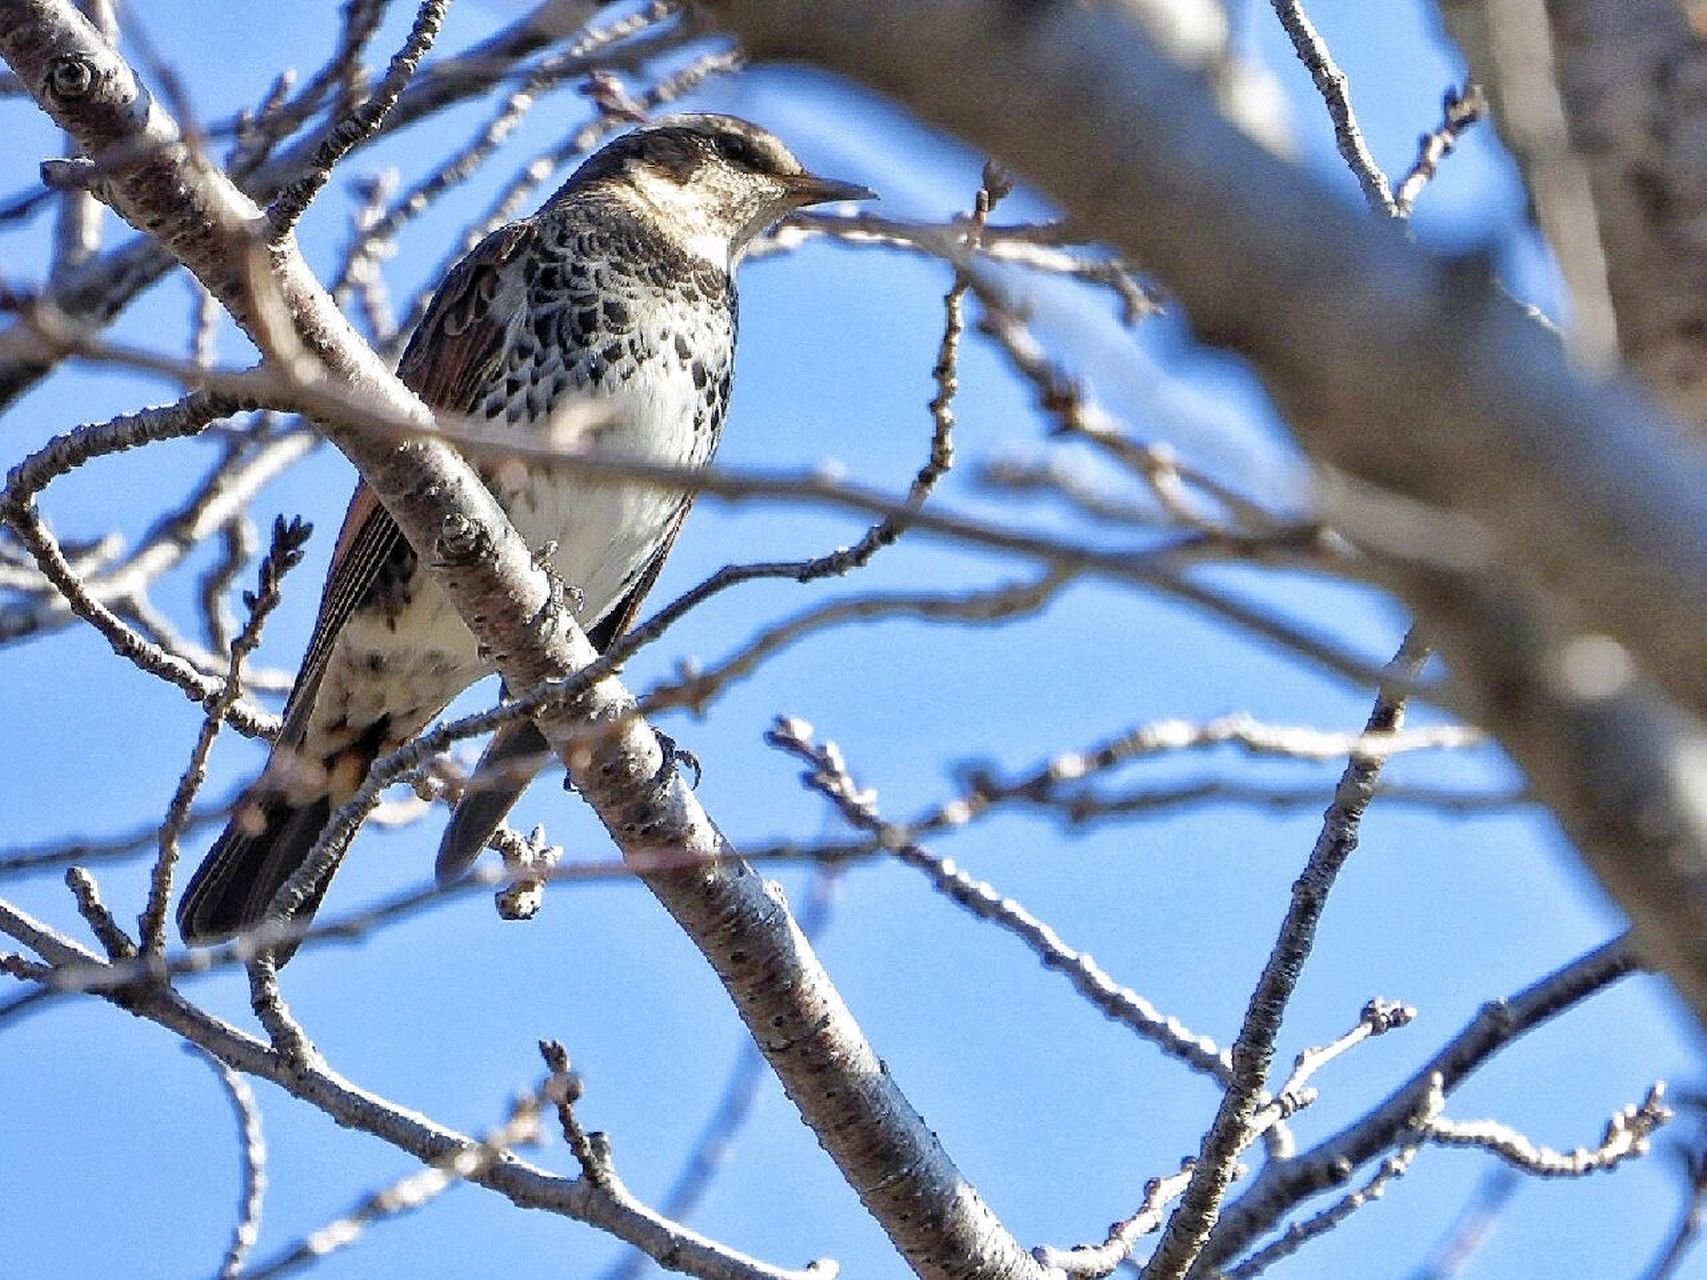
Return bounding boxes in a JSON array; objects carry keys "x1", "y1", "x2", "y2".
[
  {"x1": 1402, "y1": 1167, "x2": 1517, "y2": 1280},
  {"x1": 1641, "y1": 1111, "x2": 1707, "y2": 1280},
  {"x1": 705, "y1": 0, "x2": 1707, "y2": 1036},
  {"x1": 1432, "y1": 0, "x2": 1619, "y2": 367},
  {"x1": 604, "y1": 865, "x2": 841, "y2": 1280},
  {"x1": 242, "y1": 1093, "x2": 542, "y2": 1280},
  {"x1": 1542, "y1": 1, "x2": 1707, "y2": 424},
  {"x1": 192, "y1": 1047, "x2": 268, "y2": 1280}
]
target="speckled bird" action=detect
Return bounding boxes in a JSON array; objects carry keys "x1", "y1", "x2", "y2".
[{"x1": 178, "y1": 115, "x2": 873, "y2": 951}]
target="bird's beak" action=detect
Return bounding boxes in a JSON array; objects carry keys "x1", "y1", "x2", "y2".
[{"x1": 784, "y1": 173, "x2": 878, "y2": 207}]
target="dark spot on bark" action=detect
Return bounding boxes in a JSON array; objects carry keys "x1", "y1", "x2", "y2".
[{"x1": 47, "y1": 56, "x2": 96, "y2": 101}]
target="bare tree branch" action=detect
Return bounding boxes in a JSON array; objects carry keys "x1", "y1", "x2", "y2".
[
  {"x1": 0, "y1": 898, "x2": 828, "y2": 1280},
  {"x1": 1143, "y1": 631, "x2": 1428, "y2": 1278},
  {"x1": 1200, "y1": 934, "x2": 1641, "y2": 1270},
  {"x1": 703, "y1": 0, "x2": 1707, "y2": 1034}
]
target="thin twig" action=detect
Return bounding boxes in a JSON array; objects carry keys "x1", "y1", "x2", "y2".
[
  {"x1": 1144, "y1": 630, "x2": 1430, "y2": 1279},
  {"x1": 1220, "y1": 1146, "x2": 1421, "y2": 1278},
  {"x1": 65, "y1": 865, "x2": 136, "y2": 961},
  {"x1": 191, "y1": 1046, "x2": 268, "y2": 1280},
  {"x1": 140, "y1": 516, "x2": 309, "y2": 955},
  {"x1": 1393, "y1": 84, "x2": 1487, "y2": 218},
  {"x1": 1267, "y1": 0, "x2": 1396, "y2": 215},
  {"x1": 765, "y1": 718, "x2": 1231, "y2": 1082},
  {"x1": 807, "y1": 163, "x2": 1009, "y2": 572},
  {"x1": 1417, "y1": 1078, "x2": 1670, "y2": 1176},
  {"x1": 1201, "y1": 935, "x2": 1643, "y2": 1270},
  {"x1": 1035, "y1": 1162, "x2": 1198, "y2": 1276},
  {"x1": 1036, "y1": 1000, "x2": 1415, "y2": 1275},
  {"x1": 541, "y1": 1039, "x2": 616, "y2": 1188},
  {"x1": 267, "y1": 0, "x2": 451, "y2": 233}
]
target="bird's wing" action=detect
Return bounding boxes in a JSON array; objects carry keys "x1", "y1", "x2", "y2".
[
  {"x1": 586, "y1": 499, "x2": 692, "y2": 649},
  {"x1": 278, "y1": 221, "x2": 540, "y2": 746}
]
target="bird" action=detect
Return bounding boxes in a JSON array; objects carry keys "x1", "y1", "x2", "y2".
[{"x1": 177, "y1": 114, "x2": 874, "y2": 956}]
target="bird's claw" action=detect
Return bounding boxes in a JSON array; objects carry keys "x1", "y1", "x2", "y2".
[
  {"x1": 530, "y1": 540, "x2": 584, "y2": 617},
  {"x1": 655, "y1": 731, "x2": 702, "y2": 790}
]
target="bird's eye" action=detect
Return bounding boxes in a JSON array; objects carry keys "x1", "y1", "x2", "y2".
[{"x1": 712, "y1": 133, "x2": 765, "y2": 172}]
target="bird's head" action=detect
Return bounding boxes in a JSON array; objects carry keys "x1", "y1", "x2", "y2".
[{"x1": 565, "y1": 113, "x2": 875, "y2": 265}]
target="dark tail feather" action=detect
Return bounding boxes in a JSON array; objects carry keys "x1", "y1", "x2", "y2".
[
  {"x1": 435, "y1": 718, "x2": 551, "y2": 887},
  {"x1": 177, "y1": 793, "x2": 335, "y2": 964},
  {"x1": 433, "y1": 570, "x2": 660, "y2": 885}
]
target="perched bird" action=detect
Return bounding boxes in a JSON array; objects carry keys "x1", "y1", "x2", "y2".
[{"x1": 178, "y1": 114, "x2": 873, "y2": 953}]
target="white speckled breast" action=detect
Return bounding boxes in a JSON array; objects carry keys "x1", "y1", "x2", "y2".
[{"x1": 311, "y1": 204, "x2": 736, "y2": 761}]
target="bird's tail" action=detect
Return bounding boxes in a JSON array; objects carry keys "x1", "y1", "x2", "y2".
[
  {"x1": 435, "y1": 718, "x2": 551, "y2": 886},
  {"x1": 176, "y1": 794, "x2": 336, "y2": 957},
  {"x1": 178, "y1": 725, "x2": 387, "y2": 963}
]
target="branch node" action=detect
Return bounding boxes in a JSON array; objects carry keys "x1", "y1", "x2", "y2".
[
  {"x1": 45, "y1": 53, "x2": 97, "y2": 101},
  {"x1": 40, "y1": 155, "x2": 99, "y2": 191},
  {"x1": 434, "y1": 510, "x2": 488, "y2": 565}
]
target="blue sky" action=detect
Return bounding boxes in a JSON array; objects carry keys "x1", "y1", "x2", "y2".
[{"x1": 0, "y1": 1, "x2": 1699, "y2": 1277}]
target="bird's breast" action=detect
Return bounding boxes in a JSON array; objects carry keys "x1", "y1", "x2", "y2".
[{"x1": 482, "y1": 285, "x2": 734, "y2": 628}]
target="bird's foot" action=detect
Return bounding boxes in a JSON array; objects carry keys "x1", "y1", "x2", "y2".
[
  {"x1": 558, "y1": 733, "x2": 701, "y2": 796},
  {"x1": 530, "y1": 540, "x2": 583, "y2": 619},
  {"x1": 655, "y1": 730, "x2": 702, "y2": 790}
]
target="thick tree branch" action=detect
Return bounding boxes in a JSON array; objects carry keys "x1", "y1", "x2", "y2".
[
  {"x1": 700, "y1": 0, "x2": 1707, "y2": 1028},
  {"x1": 1538, "y1": 0, "x2": 1707, "y2": 425}
]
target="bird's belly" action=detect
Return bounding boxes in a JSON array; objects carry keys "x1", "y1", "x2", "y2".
[
  {"x1": 315, "y1": 332, "x2": 721, "y2": 755},
  {"x1": 501, "y1": 363, "x2": 715, "y2": 626},
  {"x1": 317, "y1": 586, "x2": 487, "y2": 754}
]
